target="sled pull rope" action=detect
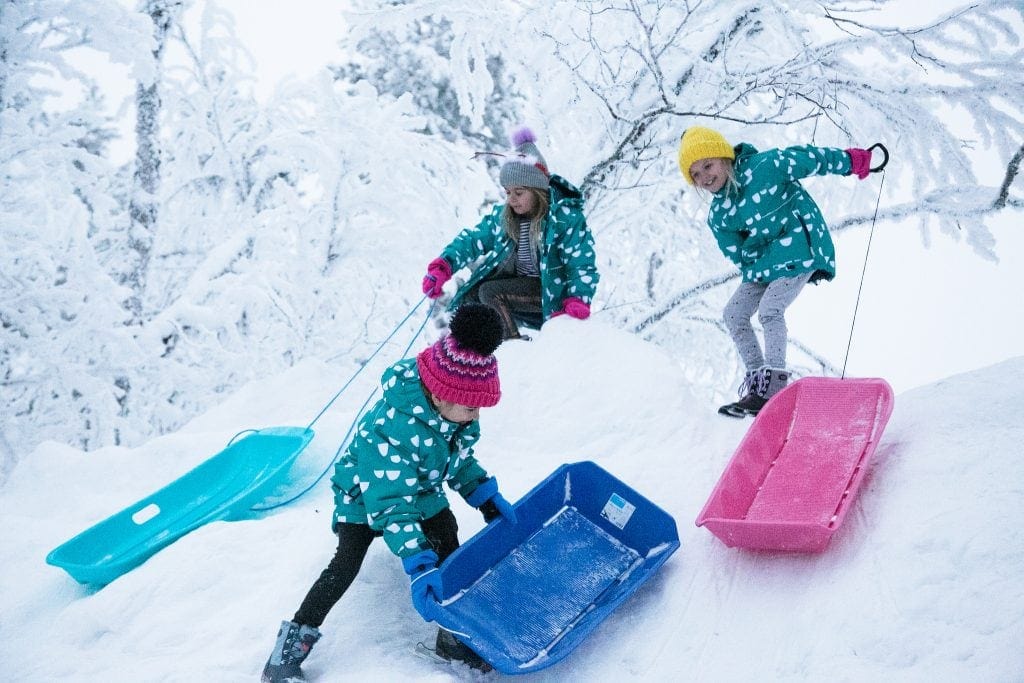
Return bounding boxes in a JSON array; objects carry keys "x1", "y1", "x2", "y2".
[
  {"x1": 252, "y1": 297, "x2": 437, "y2": 511},
  {"x1": 305, "y1": 295, "x2": 432, "y2": 430},
  {"x1": 841, "y1": 144, "x2": 887, "y2": 379}
]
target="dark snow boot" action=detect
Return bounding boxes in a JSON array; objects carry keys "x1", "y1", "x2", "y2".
[
  {"x1": 262, "y1": 620, "x2": 321, "y2": 683},
  {"x1": 718, "y1": 369, "x2": 759, "y2": 417},
  {"x1": 434, "y1": 628, "x2": 493, "y2": 672},
  {"x1": 722, "y1": 367, "x2": 790, "y2": 417}
]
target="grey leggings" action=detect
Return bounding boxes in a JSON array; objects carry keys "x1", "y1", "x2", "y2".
[{"x1": 723, "y1": 273, "x2": 811, "y2": 370}]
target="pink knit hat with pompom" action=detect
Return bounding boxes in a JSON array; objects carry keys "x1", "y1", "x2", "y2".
[{"x1": 417, "y1": 304, "x2": 503, "y2": 407}]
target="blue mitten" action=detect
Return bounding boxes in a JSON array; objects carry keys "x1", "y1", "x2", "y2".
[
  {"x1": 402, "y1": 549, "x2": 442, "y2": 621},
  {"x1": 466, "y1": 478, "x2": 518, "y2": 525}
]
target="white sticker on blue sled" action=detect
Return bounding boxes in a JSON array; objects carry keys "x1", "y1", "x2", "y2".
[{"x1": 601, "y1": 493, "x2": 636, "y2": 529}]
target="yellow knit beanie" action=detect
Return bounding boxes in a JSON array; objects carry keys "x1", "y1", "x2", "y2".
[{"x1": 678, "y1": 126, "x2": 735, "y2": 185}]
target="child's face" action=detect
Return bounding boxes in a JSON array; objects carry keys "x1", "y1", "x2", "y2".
[
  {"x1": 504, "y1": 186, "x2": 538, "y2": 216},
  {"x1": 432, "y1": 396, "x2": 481, "y2": 424},
  {"x1": 689, "y1": 157, "x2": 731, "y2": 193}
]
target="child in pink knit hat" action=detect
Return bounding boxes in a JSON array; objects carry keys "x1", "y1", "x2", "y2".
[{"x1": 262, "y1": 303, "x2": 514, "y2": 681}]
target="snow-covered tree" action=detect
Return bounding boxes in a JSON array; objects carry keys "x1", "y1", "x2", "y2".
[
  {"x1": 105, "y1": 1, "x2": 497, "y2": 441},
  {"x1": 334, "y1": 0, "x2": 535, "y2": 149},
  {"x1": 125, "y1": 0, "x2": 183, "y2": 322},
  {"x1": 121, "y1": 2, "x2": 338, "y2": 433},
  {"x1": 0, "y1": 1, "x2": 155, "y2": 473}
]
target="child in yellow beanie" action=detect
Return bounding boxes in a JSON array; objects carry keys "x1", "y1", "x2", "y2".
[{"x1": 678, "y1": 126, "x2": 877, "y2": 417}]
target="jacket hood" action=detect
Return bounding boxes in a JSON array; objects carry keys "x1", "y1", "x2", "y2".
[
  {"x1": 549, "y1": 174, "x2": 583, "y2": 207},
  {"x1": 733, "y1": 142, "x2": 759, "y2": 165},
  {"x1": 380, "y1": 359, "x2": 469, "y2": 432},
  {"x1": 381, "y1": 359, "x2": 433, "y2": 417}
]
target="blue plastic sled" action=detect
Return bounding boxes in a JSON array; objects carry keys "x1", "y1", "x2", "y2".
[
  {"x1": 430, "y1": 461, "x2": 679, "y2": 674},
  {"x1": 46, "y1": 426, "x2": 314, "y2": 586}
]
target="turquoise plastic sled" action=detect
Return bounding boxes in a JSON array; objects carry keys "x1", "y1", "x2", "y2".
[{"x1": 46, "y1": 426, "x2": 314, "y2": 586}]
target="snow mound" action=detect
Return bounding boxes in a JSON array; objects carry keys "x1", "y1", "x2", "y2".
[{"x1": 2, "y1": 324, "x2": 1022, "y2": 682}]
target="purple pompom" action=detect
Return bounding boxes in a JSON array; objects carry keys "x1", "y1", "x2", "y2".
[{"x1": 510, "y1": 126, "x2": 537, "y2": 148}]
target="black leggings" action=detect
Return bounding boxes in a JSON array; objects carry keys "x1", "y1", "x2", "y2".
[
  {"x1": 465, "y1": 275, "x2": 543, "y2": 339},
  {"x1": 293, "y1": 508, "x2": 460, "y2": 628}
]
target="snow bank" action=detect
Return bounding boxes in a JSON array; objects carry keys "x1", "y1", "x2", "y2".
[{"x1": 2, "y1": 321, "x2": 1021, "y2": 681}]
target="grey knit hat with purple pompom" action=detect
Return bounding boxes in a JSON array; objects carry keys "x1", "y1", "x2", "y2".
[{"x1": 499, "y1": 126, "x2": 551, "y2": 190}]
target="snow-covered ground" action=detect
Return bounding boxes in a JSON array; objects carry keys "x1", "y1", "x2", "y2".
[{"x1": 3, "y1": 319, "x2": 1022, "y2": 682}]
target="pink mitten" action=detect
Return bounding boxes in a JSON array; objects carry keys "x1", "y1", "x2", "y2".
[
  {"x1": 421, "y1": 258, "x2": 452, "y2": 298},
  {"x1": 560, "y1": 297, "x2": 591, "y2": 320},
  {"x1": 845, "y1": 148, "x2": 872, "y2": 180}
]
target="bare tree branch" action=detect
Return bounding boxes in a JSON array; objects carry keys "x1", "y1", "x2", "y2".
[{"x1": 995, "y1": 142, "x2": 1024, "y2": 209}]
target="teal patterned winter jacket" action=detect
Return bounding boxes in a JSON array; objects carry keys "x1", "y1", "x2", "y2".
[
  {"x1": 331, "y1": 359, "x2": 490, "y2": 558},
  {"x1": 442, "y1": 175, "x2": 599, "y2": 319},
  {"x1": 707, "y1": 143, "x2": 851, "y2": 284}
]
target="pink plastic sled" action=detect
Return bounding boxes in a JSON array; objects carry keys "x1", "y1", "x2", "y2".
[{"x1": 696, "y1": 377, "x2": 894, "y2": 552}]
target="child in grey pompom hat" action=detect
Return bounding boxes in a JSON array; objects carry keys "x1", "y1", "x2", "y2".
[
  {"x1": 421, "y1": 124, "x2": 600, "y2": 340},
  {"x1": 498, "y1": 127, "x2": 551, "y2": 190}
]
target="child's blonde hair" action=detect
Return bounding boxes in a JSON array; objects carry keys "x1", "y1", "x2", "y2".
[{"x1": 502, "y1": 187, "x2": 550, "y2": 253}]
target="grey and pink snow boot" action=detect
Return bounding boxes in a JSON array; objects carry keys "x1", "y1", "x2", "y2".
[{"x1": 262, "y1": 620, "x2": 321, "y2": 683}]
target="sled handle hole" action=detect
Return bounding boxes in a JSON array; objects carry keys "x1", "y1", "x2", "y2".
[{"x1": 132, "y1": 503, "x2": 161, "y2": 525}]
